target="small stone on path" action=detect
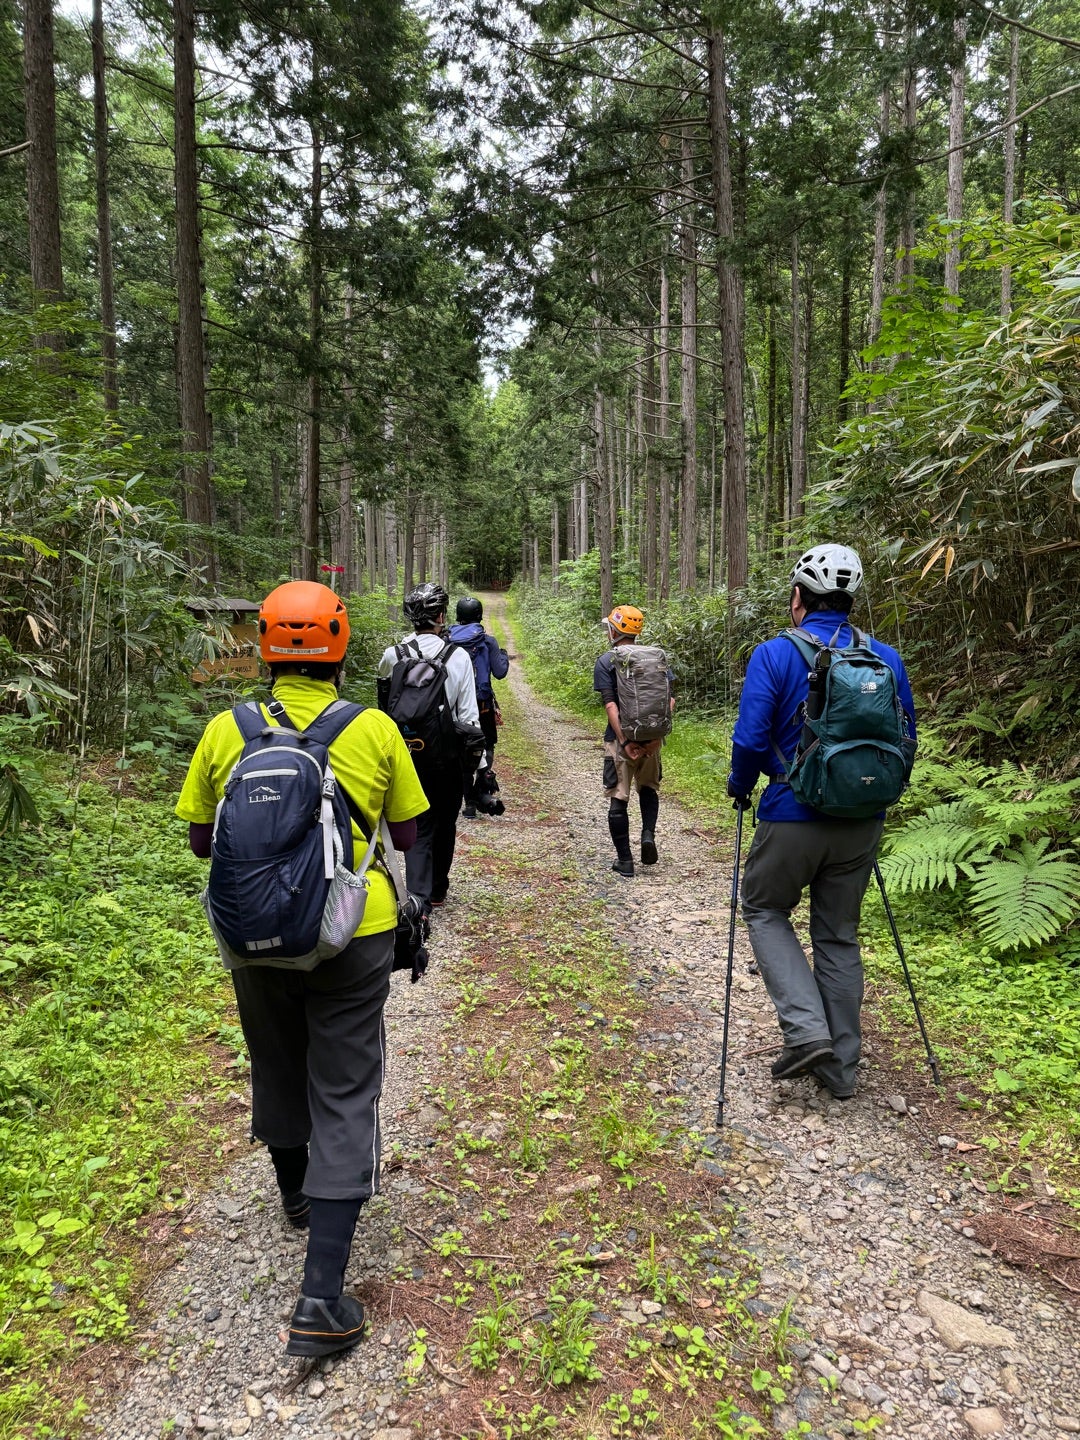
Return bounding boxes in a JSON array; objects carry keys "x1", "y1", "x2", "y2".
[
  {"x1": 962, "y1": 1407, "x2": 1005, "y2": 1436},
  {"x1": 918, "y1": 1291, "x2": 1016, "y2": 1351}
]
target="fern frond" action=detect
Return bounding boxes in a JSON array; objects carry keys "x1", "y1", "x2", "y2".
[
  {"x1": 974, "y1": 774, "x2": 1080, "y2": 848},
  {"x1": 968, "y1": 839, "x2": 1080, "y2": 951},
  {"x1": 879, "y1": 802, "x2": 983, "y2": 892}
]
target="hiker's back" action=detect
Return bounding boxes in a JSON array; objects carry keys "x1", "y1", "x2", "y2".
[{"x1": 733, "y1": 614, "x2": 915, "y2": 823}]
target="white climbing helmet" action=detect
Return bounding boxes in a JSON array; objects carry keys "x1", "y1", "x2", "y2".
[{"x1": 790, "y1": 544, "x2": 863, "y2": 596}]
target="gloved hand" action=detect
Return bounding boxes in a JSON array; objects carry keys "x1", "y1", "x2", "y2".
[{"x1": 726, "y1": 776, "x2": 753, "y2": 811}]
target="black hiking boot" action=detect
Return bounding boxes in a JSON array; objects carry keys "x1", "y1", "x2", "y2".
[
  {"x1": 640, "y1": 830, "x2": 658, "y2": 866},
  {"x1": 281, "y1": 1190, "x2": 310, "y2": 1230},
  {"x1": 611, "y1": 857, "x2": 635, "y2": 878},
  {"x1": 285, "y1": 1293, "x2": 366, "y2": 1358},
  {"x1": 770, "y1": 1041, "x2": 835, "y2": 1080},
  {"x1": 462, "y1": 804, "x2": 477, "y2": 819}
]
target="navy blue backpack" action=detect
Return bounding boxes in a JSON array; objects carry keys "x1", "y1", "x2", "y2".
[
  {"x1": 202, "y1": 699, "x2": 379, "y2": 971},
  {"x1": 449, "y1": 623, "x2": 493, "y2": 702}
]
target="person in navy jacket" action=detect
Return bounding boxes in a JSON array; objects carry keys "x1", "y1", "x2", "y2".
[{"x1": 727, "y1": 544, "x2": 917, "y2": 1100}]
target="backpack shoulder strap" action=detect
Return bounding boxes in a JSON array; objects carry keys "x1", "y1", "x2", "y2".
[
  {"x1": 231, "y1": 701, "x2": 268, "y2": 743},
  {"x1": 781, "y1": 627, "x2": 822, "y2": 667},
  {"x1": 300, "y1": 699, "x2": 366, "y2": 748}
]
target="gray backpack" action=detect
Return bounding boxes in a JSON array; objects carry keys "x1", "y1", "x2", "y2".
[{"x1": 609, "y1": 645, "x2": 673, "y2": 743}]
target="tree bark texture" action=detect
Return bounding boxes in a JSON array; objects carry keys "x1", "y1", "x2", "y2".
[
  {"x1": 301, "y1": 85, "x2": 323, "y2": 583},
  {"x1": 174, "y1": 0, "x2": 216, "y2": 582},
  {"x1": 403, "y1": 494, "x2": 415, "y2": 594},
  {"x1": 593, "y1": 389, "x2": 614, "y2": 617},
  {"x1": 334, "y1": 288, "x2": 355, "y2": 591},
  {"x1": 706, "y1": 22, "x2": 748, "y2": 592},
  {"x1": 789, "y1": 233, "x2": 804, "y2": 522},
  {"x1": 22, "y1": 0, "x2": 63, "y2": 311},
  {"x1": 677, "y1": 125, "x2": 698, "y2": 594},
  {"x1": 643, "y1": 327, "x2": 658, "y2": 603},
  {"x1": 1002, "y1": 21, "x2": 1019, "y2": 317},
  {"x1": 837, "y1": 256, "x2": 851, "y2": 425},
  {"x1": 764, "y1": 308, "x2": 777, "y2": 546},
  {"x1": 658, "y1": 220, "x2": 672, "y2": 602},
  {"x1": 899, "y1": 33, "x2": 918, "y2": 283},
  {"x1": 944, "y1": 17, "x2": 967, "y2": 299},
  {"x1": 92, "y1": 0, "x2": 118, "y2": 410}
]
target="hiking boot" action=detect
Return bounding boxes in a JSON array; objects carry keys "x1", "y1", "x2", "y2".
[
  {"x1": 640, "y1": 830, "x2": 658, "y2": 866},
  {"x1": 770, "y1": 1041, "x2": 835, "y2": 1080},
  {"x1": 611, "y1": 857, "x2": 635, "y2": 878},
  {"x1": 285, "y1": 1293, "x2": 366, "y2": 1358},
  {"x1": 281, "y1": 1190, "x2": 310, "y2": 1230},
  {"x1": 462, "y1": 805, "x2": 477, "y2": 819},
  {"x1": 812, "y1": 1067, "x2": 855, "y2": 1100}
]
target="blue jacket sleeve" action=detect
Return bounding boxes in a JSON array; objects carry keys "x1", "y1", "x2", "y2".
[
  {"x1": 897, "y1": 661, "x2": 917, "y2": 741},
  {"x1": 485, "y1": 634, "x2": 510, "y2": 681},
  {"x1": 728, "y1": 644, "x2": 786, "y2": 793}
]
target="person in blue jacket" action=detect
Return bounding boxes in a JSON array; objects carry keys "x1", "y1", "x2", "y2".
[
  {"x1": 727, "y1": 545, "x2": 917, "y2": 1101},
  {"x1": 449, "y1": 596, "x2": 510, "y2": 818}
]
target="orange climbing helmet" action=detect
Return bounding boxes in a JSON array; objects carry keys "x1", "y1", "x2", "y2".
[
  {"x1": 604, "y1": 605, "x2": 644, "y2": 637},
  {"x1": 258, "y1": 581, "x2": 350, "y2": 663}
]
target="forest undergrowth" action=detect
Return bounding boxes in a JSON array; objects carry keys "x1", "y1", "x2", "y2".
[
  {"x1": 0, "y1": 762, "x2": 240, "y2": 1437},
  {"x1": 508, "y1": 585, "x2": 1080, "y2": 1224}
]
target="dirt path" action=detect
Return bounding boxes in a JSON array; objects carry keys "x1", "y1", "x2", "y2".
[{"x1": 84, "y1": 599, "x2": 1080, "y2": 1440}]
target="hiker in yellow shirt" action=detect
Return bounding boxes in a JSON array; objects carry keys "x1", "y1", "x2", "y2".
[{"x1": 177, "y1": 581, "x2": 427, "y2": 1359}]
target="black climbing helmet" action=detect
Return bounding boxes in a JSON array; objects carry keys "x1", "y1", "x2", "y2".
[
  {"x1": 456, "y1": 596, "x2": 483, "y2": 624},
  {"x1": 403, "y1": 582, "x2": 450, "y2": 628}
]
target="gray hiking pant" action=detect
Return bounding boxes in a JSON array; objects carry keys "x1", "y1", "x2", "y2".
[
  {"x1": 231, "y1": 930, "x2": 395, "y2": 1199},
  {"x1": 741, "y1": 817, "x2": 884, "y2": 1093}
]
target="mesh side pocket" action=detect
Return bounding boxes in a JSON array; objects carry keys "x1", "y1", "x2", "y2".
[{"x1": 319, "y1": 866, "x2": 371, "y2": 952}]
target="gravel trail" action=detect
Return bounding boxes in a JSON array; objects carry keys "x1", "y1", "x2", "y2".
[{"x1": 85, "y1": 601, "x2": 1080, "y2": 1440}]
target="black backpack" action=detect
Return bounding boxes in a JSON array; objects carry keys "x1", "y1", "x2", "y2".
[{"x1": 384, "y1": 639, "x2": 458, "y2": 769}]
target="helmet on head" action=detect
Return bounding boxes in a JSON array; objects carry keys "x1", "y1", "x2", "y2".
[
  {"x1": 604, "y1": 605, "x2": 645, "y2": 637},
  {"x1": 789, "y1": 545, "x2": 863, "y2": 597},
  {"x1": 456, "y1": 596, "x2": 483, "y2": 624},
  {"x1": 259, "y1": 581, "x2": 349, "y2": 663},
  {"x1": 404, "y1": 581, "x2": 450, "y2": 628}
]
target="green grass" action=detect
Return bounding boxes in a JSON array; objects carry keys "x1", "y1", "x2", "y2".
[{"x1": 0, "y1": 762, "x2": 236, "y2": 1437}]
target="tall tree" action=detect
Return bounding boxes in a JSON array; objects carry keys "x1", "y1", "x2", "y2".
[
  {"x1": 705, "y1": 21, "x2": 747, "y2": 592},
  {"x1": 21, "y1": 0, "x2": 62, "y2": 318},
  {"x1": 944, "y1": 16, "x2": 966, "y2": 298},
  {"x1": 173, "y1": 0, "x2": 216, "y2": 582},
  {"x1": 91, "y1": 0, "x2": 117, "y2": 411},
  {"x1": 677, "y1": 124, "x2": 698, "y2": 593}
]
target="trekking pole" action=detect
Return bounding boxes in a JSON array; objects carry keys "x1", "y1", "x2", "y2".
[
  {"x1": 716, "y1": 803, "x2": 746, "y2": 1128},
  {"x1": 872, "y1": 861, "x2": 943, "y2": 1089}
]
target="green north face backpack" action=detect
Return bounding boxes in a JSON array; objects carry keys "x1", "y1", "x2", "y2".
[{"x1": 777, "y1": 626, "x2": 916, "y2": 819}]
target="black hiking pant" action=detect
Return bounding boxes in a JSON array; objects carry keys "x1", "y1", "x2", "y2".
[
  {"x1": 463, "y1": 704, "x2": 499, "y2": 809},
  {"x1": 407, "y1": 762, "x2": 463, "y2": 908},
  {"x1": 231, "y1": 930, "x2": 395, "y2": 1198}
]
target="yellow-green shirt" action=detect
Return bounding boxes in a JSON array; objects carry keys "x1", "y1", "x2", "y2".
[{"x1": 176, "y1": 678, "x2": 429, "y2": 936}]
